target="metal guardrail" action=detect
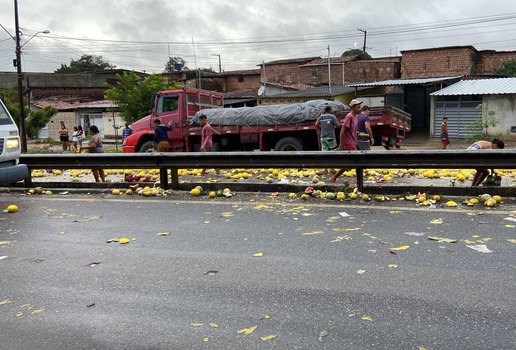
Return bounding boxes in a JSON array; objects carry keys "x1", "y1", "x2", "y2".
[{"x1": 20, "y1": 150, "x2": 516, "y2": 192}]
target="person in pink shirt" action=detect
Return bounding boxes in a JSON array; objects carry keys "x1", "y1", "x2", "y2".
[
  {"x1": 199, "y1": 115, "x2": 213, "y2": 152},
  {"x1": 330, "y1": 99, "x2": 362, "y2": 184},
  {"x1": 199, "y1": 115, "x2": 219, "y2": 175}
]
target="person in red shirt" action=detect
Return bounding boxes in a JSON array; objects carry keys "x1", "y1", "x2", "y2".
[
  {"x1": 199, "y1": 115, "x2": 219, "y2": 175},
  {"x1": 330, "y1": 99, "x2": 362, "y2": 184},
  {"x1": 199, "y1": 115, "x2": 213, "y2": 152}
]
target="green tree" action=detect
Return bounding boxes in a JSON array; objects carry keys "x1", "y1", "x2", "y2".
[
  {"x1": 164, "y1": 57, "x2": 188, "y2": 72},
  {"x1": 26, "y1": 106, "x2": 57, "y2": 138},
  {"x1": 104, "y1": 72, "x2": 179, "y2": 124},
  {"x1": 496, "y1": 60, "x2": 516, "y2": 77},
  {"x1": 55, "y1": 54, "x2": 115, "y2": 73},
  {"x1": 0, "y1": 88, "x2": 20, "y2": 122},
  {"x1": 1, "y1": 88, "x2": 57, "y2": 138},
  {"x1": 341, "y1": 49, "x2": 372, "y2": 60}
]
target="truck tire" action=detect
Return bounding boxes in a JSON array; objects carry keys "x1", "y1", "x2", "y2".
[
  {"x1": 274, "y1": 137, "x2": 304, "y2": 151},
  {"x1": 139, "y1": 141, "x2": 155, "y2": 153}
]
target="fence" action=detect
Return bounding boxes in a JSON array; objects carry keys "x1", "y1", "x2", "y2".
[{"x1": 19, "y1": 150, "x2": 516, "y2": 194}]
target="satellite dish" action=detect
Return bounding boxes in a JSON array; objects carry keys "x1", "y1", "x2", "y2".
[{"x1": 257, "y1": 86, "x2": 265, "y2": 96}]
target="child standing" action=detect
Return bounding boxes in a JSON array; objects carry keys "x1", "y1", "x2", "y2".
[
  {"x1": 440, "y1": 117, "x2": 450, "y2": 149},
  {"x1": 71, "y1": 126, "x2": 79, "y2": 152}
]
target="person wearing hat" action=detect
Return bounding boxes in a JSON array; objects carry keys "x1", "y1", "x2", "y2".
[{"x1": 330, "y1": 99, "x2": 362, "y2": 184}]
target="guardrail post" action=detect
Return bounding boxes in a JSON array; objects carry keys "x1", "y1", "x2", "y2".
[
  {"x1": 170, "y1": 167, "x2": 179, "y2": 190},
  {"x1": 160, "y1": 168, "x2": 169, "y2": 190},
  {"x1": 356, "y1": 167, "x2": 364, "y2": 192}
]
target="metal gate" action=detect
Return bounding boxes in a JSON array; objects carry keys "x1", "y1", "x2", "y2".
[{"x1": 434, "y1": 100, "x2": 481, "y2": 138}]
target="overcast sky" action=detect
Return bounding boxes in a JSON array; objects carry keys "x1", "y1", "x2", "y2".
[{"x1": 0, "y1": 0, "x2": 515, "y2": 74}]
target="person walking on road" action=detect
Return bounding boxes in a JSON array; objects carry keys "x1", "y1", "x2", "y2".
[
  {"x1": 356, "y1": 105, "x2": 374, "y2": 150},
  {"x1": 80, "y1": 125, "x2": 106, "y2": 183},
  {"x1": 331, "y1": 99, "x2": 361, "y2": 184},
  {"x1": 467, "y1": 139, "x2": 505, "y2": 186},
  {"x1": 440, "y1": 117, "x2": 450, "y2": 149},
  {"x1": 315, "y1": 106, "x2": 339, "y2": 151},
  {"x1": 153, "y1": 119, "x2": 172, "y2": 152},
  {"x1": 199, "y1": 114, "x2": 219, "y2": 176}
]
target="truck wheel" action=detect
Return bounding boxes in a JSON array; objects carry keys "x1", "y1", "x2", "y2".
[
  {"x1": 274, "y1": 137, "x2": 304, "y2": 151},
  {"x1": 139, "y1": 141, "x2": 155, "y2": 153}
]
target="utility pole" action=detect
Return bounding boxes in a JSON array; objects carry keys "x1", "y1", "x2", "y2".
[
  {"x1": 357, "y1": 28, "x2": 367, "y2": 54},
  {"x1": 211, "y1": 54, "x2": 221, "y2": 73},
  {"x1": 327, "y1": 45, "x2": 331, "y2": 96},
  {"x1": 14, "y1": 0, "x2": 27, "y2": 152},
  {"x1": 262, "y1": 60, "x2": 266, "y2": 92}
]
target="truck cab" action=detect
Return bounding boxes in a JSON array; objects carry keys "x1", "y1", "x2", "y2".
[
  {"x1": 123, "y1": 88, "x2": 223, "y2": 153},
  {"x1": 0, "y1": 98, "x2": 28, "y2": 185}
]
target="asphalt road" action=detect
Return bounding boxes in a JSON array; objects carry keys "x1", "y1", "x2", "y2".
[{"x1": 0, "y1": 193, "x2": 515, "y2": 350}]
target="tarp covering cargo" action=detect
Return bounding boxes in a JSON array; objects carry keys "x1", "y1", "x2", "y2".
[{"x1": 191, "y1": 100, "x2": 348, "y2": 126}]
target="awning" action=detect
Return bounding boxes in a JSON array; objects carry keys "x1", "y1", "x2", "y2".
[
  {"x1": 430, "y1": 78, "x2": 516, "y2": 96},
  {"x1": 347, "y1": 76, "x2": 460, "y2": 87}
]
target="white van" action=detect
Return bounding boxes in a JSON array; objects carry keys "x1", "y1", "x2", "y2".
[{"x1": 0, "y1": 98, "x2": 28, "y2": 185}]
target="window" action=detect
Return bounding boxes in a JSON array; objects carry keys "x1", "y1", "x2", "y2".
[
  {"x1": 156, "y1": 95, "x2": 179, "y2": 114},
  {"x1": 0, "y1": 102, "x2": 14, "y2": 125},
  {"x1": 311, "y1": 70, "x2": 318, "y2": 78},
  {"x1": 238, "y1": 76, "x2": 244, "y2": 83}
]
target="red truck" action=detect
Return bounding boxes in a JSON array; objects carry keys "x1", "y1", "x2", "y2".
[{"x1": 122, "y1": 88, "x2": 411, "y2": 153}]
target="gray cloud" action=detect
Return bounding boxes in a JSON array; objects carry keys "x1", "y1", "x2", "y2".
[{"x1": 0, "y1": 0, "x2": 514, "y2": 73}]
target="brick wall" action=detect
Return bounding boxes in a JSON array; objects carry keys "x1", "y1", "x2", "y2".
[
  {"x1": 345, "y1": 60, "x2": 400, "y2": 83},
  {"x1": 30, "y1": 87, "x2": 106, "y2": 100},
  {"x1": 225, "y1": 74, "x2": 261, "y2": 91},
  {"x1": 297, "y1": 64, "x2": 346, "y2": 85},
  {"x1": 263, "y1": 61, "x2": 307, "y2": 85},
  {"x1": 401, "y1": 47, "x2": 477, "y2": 79},
  {"x1": 475, "y1": 51, "x2": 516, "y2": 75},
  {"x1": 263, "y1": 58, "x2": 401, "y2": 86}
]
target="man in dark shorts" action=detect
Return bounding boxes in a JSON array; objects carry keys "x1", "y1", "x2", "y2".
[
  {"x1": 59, "y1": 121, "x2": 69, "y2": 152},
  {"x1": 331, "y1": 99, "x2": 361, "y2": 184}
]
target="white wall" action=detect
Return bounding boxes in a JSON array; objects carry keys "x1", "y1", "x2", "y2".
[{"x1": 483, "y1": 95, "x2": 516, "y2": 139}]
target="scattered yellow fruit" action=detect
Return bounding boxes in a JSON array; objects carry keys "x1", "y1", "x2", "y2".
[
  {"x1": 288, "y1": 193, "x2": 297, "y2": 199},
  {"x1": 484, "y1": 198, "x2": 497, "y2": 207},
  {"x1": 492, "y1": 195, "x2": 502, "y2": 203},
  {"x1": 112, "y1": 189, "x2": 121, "y2": 195},
  {"x1": 301, "y1": 193, "x2": 309, "y2": 201},
  {"x1": 119, "y1": 238, "x2": 130, "y2": 244},
  {"x1": 6, "y1": 204, "x2": 19, "y2": 213},
  {"x1": 432, "y1": 195, "x2": 441, "y2": 201},
  {"x1": 445, "y1": 201, "x2": 457, "y2": 207},
  {"x1": 361, "y1": 194, "x2": 370, "y2": 201},
  {"x1": 190, "y1": 188, "x2": 201, "y2": 196},
  {"x1": 208, "y1": 191, "x2": 216, "y2": 198},
  {"x1": 53, "y1": 169, "x2": 62, "y2": 175}
]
